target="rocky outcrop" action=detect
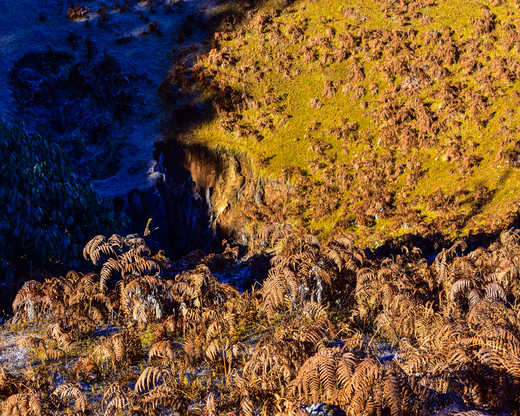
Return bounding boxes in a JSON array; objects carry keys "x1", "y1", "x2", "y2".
[{"x1": 125, "y1": 141, "x2": 292, "y2": 257}]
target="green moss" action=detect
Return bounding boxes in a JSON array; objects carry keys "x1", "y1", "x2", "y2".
[
  {"x1": 176, "y1": 0, "x2": 520, "y2": 245},
  {"x1": 139, "y1": 324, "x2": 158, "y2": 349}
]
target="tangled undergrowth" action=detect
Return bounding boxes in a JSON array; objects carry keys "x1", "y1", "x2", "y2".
[
  {"x1": 0, "y1": 121, "x2": 125, "y2": 293},
  {"x1": 7, "y1": 0, "x2": 520, "y2": 414},
  {"x1": 3, "y1": 226, "x2": 520, "y2": 415}
]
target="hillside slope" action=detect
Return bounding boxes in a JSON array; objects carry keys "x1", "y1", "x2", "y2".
[{"x1": 168, "y1": 0, "x2": 520, "y2": 245}]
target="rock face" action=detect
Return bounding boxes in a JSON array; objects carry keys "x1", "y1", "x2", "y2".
[
  {"x1": 148, "y1": 142, "x2": 248, "y2": 256},
  {"x1": 124, "y1": 140, "x2": 293, "y2": 257}
]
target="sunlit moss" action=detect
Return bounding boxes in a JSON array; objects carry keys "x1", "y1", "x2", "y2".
[{"x1": 176, "y1": 0, "x2": 520, "y2": 245}]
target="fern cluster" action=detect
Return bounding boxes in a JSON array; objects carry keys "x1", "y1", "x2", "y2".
[{"x1": 2, "y1": 228, "x2": 520, "y2": 415}]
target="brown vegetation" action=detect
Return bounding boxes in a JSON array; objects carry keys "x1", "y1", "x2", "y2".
[{"x1": 3, "y1": 228, "x2": 520, "y2": 414}]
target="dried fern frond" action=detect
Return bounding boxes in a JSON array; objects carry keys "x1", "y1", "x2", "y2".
[
  {"x1": 261, "y1": 269, "x2": 289, "y2": 317},
  {"x1": 100, "y1": 258, "x2": 122, "y2": 289},
  {"x1": 141, "y1": 382, "x2": 187, "y2": 414},
  {"x1": 149, "y1": 340, "x2": 184, "y2": 364},
  {"x1": 289, "y1": 347, "x2": 347, "y2": 403},
  {"x1": 107, "y1": 234, "x2": 124, "y2": 248},
  {"x1": 102, "y1": 382, "x2": 136, "y2": 416},
  {"x1": 322, "y1": 247, "x2": 344, "y2": 271},
  {"x1": 135, "y1": 366, "x2": 176, "y2": 393},
  {"x1": 240, "y1": 393, "x2": 255, "y2": 416},
  {"x1": 201, "y1": 392, "x2": 218, "y2": 416},
  {"x1": 46, "y1": 322, "x2": 76, "y2": 348},
  {"x1": 484, "y1": 282, "x2": 506, "y2": 303},
  {"x1": 181, "y1": 331, "x2": 205, "y2": 365},
  {"x1": 83, "y1": 235, "x2": 107, "y2": 265},
  {"x1": 303, "y1": 316, "x2": 333, "y2": 349},
  {"x1": 0, "y1": 364, "x2": 21, "y2": 398},
  {"x1": 303, "y1": 301, "x2": 328, "y2": 320},
  {"x1": 94, "y1": 329, "x2": 142, "y2": 372},
  {"x1": 83, "y1": 234, "x2": 126, "y2": 266},
  {"x1": 121, "y1": 276, "x2": 168, "y2": 326},
  {"x1": 73, "y1": 357, "x2": 100, "y2": 382},
  {"x1": 52, "y1": 382, "x2": 89, "y2": 413},
  {"x1": 2, "y1": 392, "x2": 44, "y2": 416},
  {"x1": 499, "y1": 228, "x2": 520, "y2": 247},
  {"x1": 12, "y1": 281, "x2": 50, "y2": 323},
  {"x1": 243, "y1": 337, "x2": 312, "y2": 393},
  {"x1": 155, "y1": 315, "x2": 178, "y2": 341},
  {"x1": 451, "y1": 278, "x2": 476, "y2": 300},
  {"x1": 17, "y1": 336, "x2": 45, "y2": 351}
]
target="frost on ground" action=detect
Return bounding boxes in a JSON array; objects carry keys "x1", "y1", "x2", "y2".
[
  {"x1": 0, "y1": 0, "x2": 210, "y2": 199},
  {"x1": 0, "y1": 328, "x2": 31, "y2": 373}
]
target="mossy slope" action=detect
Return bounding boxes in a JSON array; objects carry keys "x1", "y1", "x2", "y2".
[{"x1": 171, "y1": 0, "x2": 520, "y2": 245}]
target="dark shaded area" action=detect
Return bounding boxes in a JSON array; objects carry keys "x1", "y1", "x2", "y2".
[
  {"x1": 9, "y1": 49, "x2": 140, "y2": 181},
  {"x1": 371, "y1": 227, "x2": 511, "y2": 265},
  {"x1": 0, "y1": 122, "x2": 125, "y2": 316},
  {"x1": 119, "y1": 0, "x2": 280, "y2": 258},
  {"x1": 372, "y1": 169, "x2": 520, "y2": 263},
  {"x1": 131, "y1": 142, "x2": 228, "y2": 257}
]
